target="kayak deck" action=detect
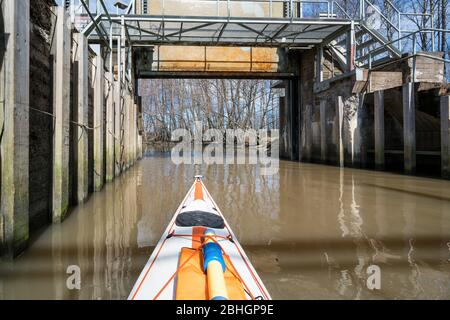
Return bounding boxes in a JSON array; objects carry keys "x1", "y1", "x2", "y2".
[{"x1": 128, "y1": 177, "x2": 271, "y2": 300}]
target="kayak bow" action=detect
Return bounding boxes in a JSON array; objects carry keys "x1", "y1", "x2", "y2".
[{"x1": 128, "y1": 176, "x2": 271, "y2": 300}]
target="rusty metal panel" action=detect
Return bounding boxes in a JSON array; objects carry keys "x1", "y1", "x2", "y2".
[{"x1": 153, "y1": 45, "x2": 279, "y2": 72}]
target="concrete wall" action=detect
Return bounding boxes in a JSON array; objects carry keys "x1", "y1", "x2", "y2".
[
  {"x1": 0, "y1": 3, "x2": 144, "y2": 258},
  {"x1": 29, "y1": 0, "x2": 54, "y2": 232},
  {"x1": 285, "y1": 45, "x2": 448, "y2": 178},
  {"x1": 296, "y1": 50, "x2": 364, "y2": 167}
]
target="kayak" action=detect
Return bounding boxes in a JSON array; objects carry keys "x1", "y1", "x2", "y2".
[{"x1": 128, "y1": 175, "x2": 271, "y2": 300}]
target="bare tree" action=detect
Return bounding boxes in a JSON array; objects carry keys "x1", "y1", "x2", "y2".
[{"x1": 140, "y1": 79, "x2": 280, "y2": 144}]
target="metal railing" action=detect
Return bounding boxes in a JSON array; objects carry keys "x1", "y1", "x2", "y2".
[
  {"x1": 130, "y1": 0, "x2": 350, "y2": 19},
  {"x1": 358, "y1": 0, "x2": 436, "y2": 52},
  {"x1": 366, "y1": 28, "x2": 450, "y2": 60}
]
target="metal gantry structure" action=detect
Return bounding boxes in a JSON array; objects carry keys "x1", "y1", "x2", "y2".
[{"x1": 70, "y1": 0, "x2": 449, "y2": 83}]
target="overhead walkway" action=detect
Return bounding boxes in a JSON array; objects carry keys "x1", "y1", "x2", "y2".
[
  {"x1": 81, "y1": 0, "x2": 353, "y2": 47},
  {"x1": 73, "y1": 0, "x2": 449, "y2": 81}
]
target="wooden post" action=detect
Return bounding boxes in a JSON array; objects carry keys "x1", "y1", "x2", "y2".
[
  {"x1": 133, "y1": 102, "x2": 137, "y2": 163},
  {"x1": 303, "y1": 104, "x2": 312, "y2": 162},
  {"x1": 73, "y1": 33, "x2": 89, "y2": 203},
  {"x1": 320, "y1": 100, "x2": 327, "y2": 163},
  {"x1": 93, "y1": 55, "x2": 104, "y2": 191},
  {"x1": 114, "y1": 79, "x2": 122, "y2": 176},
  {"x1": 441, "y1": 95, "x2": 450, "y2": 179},
  {"x1": 125, "y1": 93, "x2": 130, "y2": 169},
  {"x1": 374, "y1": 90, "x2": 385, "y2": 170},
  {"x1": 52, "y1": 6, "x2": 71, "y2": 223},
  {"x1": 105, "y1": 72, "x2": 115, "y2": 182},
  {"x1": 115, "y1": 35, "x2": 122, "y2": 176},
  {"x1": 353, "y1": 94, "x2": 364, "y2": 168},
  {"x1": 403, "y1": 83, "x2": 416, "y2": 174},
  {"x1": 0, "y1": 0, "x2": 30, "y2": 256},
  {"x1": 336, "y1": 96, "x2": 344, "y2": 167}
]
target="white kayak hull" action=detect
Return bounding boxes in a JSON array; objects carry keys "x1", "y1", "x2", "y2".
[{"x1": 128, "y1": 177, "x2": 271, "y2": 300}]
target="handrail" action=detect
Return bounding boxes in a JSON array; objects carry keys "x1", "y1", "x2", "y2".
[
  {"x1": 362, "y1": 28, "x2": 450, "y2": 66},
  {"x1": 126, "y1": 0, "x2": 136, "y2": 15},
  {"x1": 384, "y1": 0, "x2": 401, "y2": 15},
  {"x1": 332, "y1": 1, "x2": 353, "y2": 20},
  {"x1": 362, "y1": 0, "x2": 400, "y2": 32},
  {"x1": 139, "y1": 0, "x2": 340, "y2": 19},
  {"x1": 365, "y1": 28, "x2": 450, "y2": 52}
]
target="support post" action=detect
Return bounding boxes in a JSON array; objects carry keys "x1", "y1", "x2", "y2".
[
  {"x1": 336, "y1": 96, "x2": 344, "y2": 167},
  {"x1": 105, "y1": 72, "x2": 115, "y2": 182},
  {"x1": 287, "y1": 79, "x2": 299, "y2": 161},
  {"x1": 403, "y1": 83, "x2": 416, "y2": 175},
  {"x1": 137, "y1": 134, "x2": 143, "y2": 159},
  {"x1": 320, "y1": 100, "x2": 327, "y2": 163},
  {"x1": 125, "y1": 93, "x2": 130, "y2": 169},
  {"x1": 353, "y1": 94, "x2": 364, "y2": 168},
  {"x1": 114, "y1": 37, "x2": 122, "y2": 176},
  {"x1": 93, "y1": 55, "x2": 104, "y2": 191},
  {"x1": 316, "y1": 46, "x2": 323, "y2": 85},
  {"x1": 374, "y1": 91, "x2": 385, "y2": 170},
  {"x1": 441, "y1": 95, "x2": 450, "y2": 179},
  {"x1": 303, "y1": 104, "x2": 312, "y2": 162},
  {"x1": 73, "y1": 33, "x2": 89, "y2": 203},
  {"x1": 114, "y1": 79, "x2": 122, "y2": 175},
  {"x1": 133, "y1": 102, "x2": 137, "y2": 163},
  {"x1": 346, "y1": 22, "x2": 356, "y2": 72},
  {"x1": 130, "y1": 100, "x2": 135, "y2": 165},
  {"x1": 0, "y1": 0, "x2": 30, "y2": 256},
  {"x1": 52, "y1": 6, "x2": 71, "y2": 223}
]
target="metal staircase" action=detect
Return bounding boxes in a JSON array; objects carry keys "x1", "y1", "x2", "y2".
[
  {"x1": 326, "y1": 0, "x2": 437, "y2": 72},
  {"x1": 355, "y1": 22, "x2": 403, "y2": 66}
]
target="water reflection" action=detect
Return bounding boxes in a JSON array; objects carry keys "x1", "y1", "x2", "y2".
[{"x1": 0, "y1": 153, "x2": 449, "y2": 299}]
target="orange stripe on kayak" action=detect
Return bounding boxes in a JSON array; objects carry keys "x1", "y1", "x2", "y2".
[
  {"x1": 194, "y1": 181, "x2": 204, "y2": 200},
  {"x1": 192, "y1": 226, "x2": 206, "y2": 249}
]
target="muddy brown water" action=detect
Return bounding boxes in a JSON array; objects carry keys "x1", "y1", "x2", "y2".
[{"x1": 1, "y1": 153, "x2": 450, "y2": 299}]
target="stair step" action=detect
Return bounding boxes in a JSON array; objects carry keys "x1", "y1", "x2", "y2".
[
  {"x1": 356, "y1": 46, "x2": 392, "y2": 62},
  {"x1": 358, "y1": 39, "x2": 377, "y2": 50},
  {"x1": 360, "y1": 23, "x2": 402, "y2": 58},
  {"x1": 359, "y1": 55, "x2": 395, "y2": 68}
]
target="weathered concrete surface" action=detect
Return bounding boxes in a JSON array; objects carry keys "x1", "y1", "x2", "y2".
[
  {"x1": 403, "y1": 83, "x2": 416, "y2": 174},
  {"x1": 279, "y1": 95, "x2": 289, "y2": 159},
  {"x1": 441, "y1": 95, "x2": 450, "y2": 179},
  {"x1": 335, "y1": 96, "x2": 344, "y2": 167},
  {"x1": 88, "y1": 52, "x2": 95, "y2": 194},
  {"x1": 374, "y1": 91, "x2": 385, "y2": 170},
  {"x1": 408, "y1": 52, "x2": 445, "y2": 83},
  {"x1": 114, "y1": 79, "x2": 122, "y2": 176},
  {"x1": 0, "y1": 0, "x2": 30, "y2": 256},
  {"x1": 123, "y1": 93, "x2": 128, "y2": 169},
  {"x1": 93, "y1": 55, "x2": 104, "y2": 192},
  {"x1": 299, "y1": 49, "x2": 373, "y2": 167},
  {"x1": 105, "y1": 72, "x2": 115, "y2": 182},
  {"x1": 320, "y1": 100, "x2": 327, "y2": 163},
  {"x1": 132, "y1": 101, "x2": 137, "y2": 164},
  {"x1": 52, "y1": 6, "x2": 71, "y2": 223},
  {"x1": 301, "y1": 104, "x2": 312, "y2": 162},
  {"x1": 29, "y1": 0, "x2": 54, "y2": 231},
  {"x1": 73, "y1": 33, "x2": 89, "y2": 203}
]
